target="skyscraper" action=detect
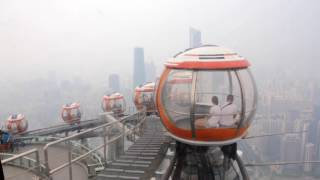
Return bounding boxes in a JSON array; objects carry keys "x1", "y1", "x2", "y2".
[
  {"x1": 304, "y1": 143, "x2": 315, "y2": 172},
  {"x1": 263, "y1": 117, "x2": 283, "y2": 161},
  {"x1": 281, "y1": 134, "x2": 302, "y2": 175},
  {"x1": 189, "y1": 27, "x2": 202, "y2": 48},
  {"x1": 133, "y1": 47, "x2": 146, "y2": 88},
  {"x1": 316, "y1": 121, "x2": 320, "y2": 160},
  {"x1": 108, "y1": 74, "x2": 120, "y2": 92},
  {"x1": 301, "y1": 122, "x2": 310, "y2": 161}
]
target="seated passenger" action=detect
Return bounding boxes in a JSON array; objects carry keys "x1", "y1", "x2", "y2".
[
  {"x1": 195, "y1": 96, "x2": 221, "y2": 128},
  {"x1": 219, "y1": 95, "x2": 238, "y2": 127},
  {"x1": 207, "y1": 96, "x2": 221, "y2": 128}
]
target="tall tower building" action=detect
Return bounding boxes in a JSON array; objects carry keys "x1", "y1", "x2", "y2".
[
  {"x1": 304, "y1": 143, "x2": 315, "y2": 172},
  {"x1": 316, "y1": 121, "x2": 320, "y2": 160},
  {"x1": 300, "y1": 122, "x2": 310, "y2": 161},
  {"x1": 281, "y1": 134, "x2": 302, "y2": 175},
  {"x1": 108, "y1": 74, "x2": 120, "y2": 92},
  {"x1": 189, "y1": 27, "x2": 202, "y2": 48},
  {"x1": 133, "y1": 47, "x2": 146, "y2": 88},
  {"x1": 263, "y1": 117, "x2": 283, "y2": 161}
]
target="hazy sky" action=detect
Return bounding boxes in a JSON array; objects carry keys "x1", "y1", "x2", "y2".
[{"x1": 0, "y1": 0, "x2": 319, "y2": 82}]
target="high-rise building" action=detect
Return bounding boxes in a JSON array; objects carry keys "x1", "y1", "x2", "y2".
[
  {"x1": 145, "y1": 61, "x2": 156, "y2": 82},
  {"x1": 108, "y1": 74, "x2": 120, "y2": 92},
  {"x1": 133, "y1": 47, "x2": 146, "y2": 88},
  {"x1": 316, "y1": 121, "x2": 320, "y2": 160},
  {"x1": 263, "y1": 117, "x2": 283, "y2": 161},
  {"x1": 304, "y1": 143, "x2": 315, "y2": 172},
  {"x1": 300, "y1": 122, "x2": 310, "y2": 160},
  {"x1": 189, "y1": 27, "x2": 202, "y2": 48},
  {"x1": 281, "y1": 134, "x2": 302, "y2": 175}
]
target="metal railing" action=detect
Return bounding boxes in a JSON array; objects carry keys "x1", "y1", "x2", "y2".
[
  {"x1": 1, "y1": 148, "x2": 47, "y2": 179},
  {"x1": 43, "y1": 111, "x2": 146, "y2": 180},
  {"x1": 16, "y1": 135, "x2": 105, "y2": 170}
]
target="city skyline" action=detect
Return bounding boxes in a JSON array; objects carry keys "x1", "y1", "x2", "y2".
[{"x1": 0, "y1": 0, "x2": 319, "y2": 178}]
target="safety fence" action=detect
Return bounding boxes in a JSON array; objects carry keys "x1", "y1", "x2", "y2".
[
  {"x1": 43, "y1": 111, "x2": 146, "y2": 180},
  {"x1": 0, "y1": 111, "x2": 146, "y2": 180}
]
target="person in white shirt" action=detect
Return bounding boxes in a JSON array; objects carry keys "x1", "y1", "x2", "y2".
[
  {"x1": 219, "y1": 95, "x2": 238, "y2": 127},
  {"x1": 207, "y1": 96, "x2": 221, "y2": 128},
  {"x1": 195, "y1": 96, "x2": 221, "y2": 128}
]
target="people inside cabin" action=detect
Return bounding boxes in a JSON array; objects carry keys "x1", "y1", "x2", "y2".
[
  {"x1": 219, "y1": 94, "x2": 238, "y2": 127},
  {"x1": 11, "y1": 114, "x2": 18, "y2": 120},
  {"x1": 207, "y1": 96, "x2": 221, "y2": 127},
  {"x1": 142, "y1": 94, "x2": 150, "y2": 104},
  {"x1": 76, "y1": 109, "x2": 81, "y2": 119},
  {"x1": 195, "y1": 96, "x2": 221, "y2": 128},
  {"x1": 112, "y1": 101, "x2": 123, "y2": 114}
]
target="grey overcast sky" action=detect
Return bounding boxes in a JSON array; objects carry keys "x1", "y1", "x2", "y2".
[{"x1": 0, "y1": 0, "x2": 319, "y2": 82}]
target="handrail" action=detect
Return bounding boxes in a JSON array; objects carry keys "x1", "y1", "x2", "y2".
[
  {"x1": 18, "y1": 118, "x2": 100, "y2": 135},
  {"x1": 15, "y1": 134, "x2": 105, "y2": 171},
  {"x1": 43, "y1": 115, "x2": 124, "y2": 150},
  {"x1": 0, "y1": 152, "x2": 46, "y2": 171},
  {"x1": 1, "y1": 149, "x2": 39, "y2": 164},
  {"x1": 43, "y1": 111, "x2": 146, "y2": 179},
  {"x1": 16, "y1": 135, "x2": 104, "y2": 164},
  {"x1": 1, "y1": 148, "x2": 44, "y2": 178},
  {"x1": 49, "y1": 133, "x2": 123, "y2": 174}
]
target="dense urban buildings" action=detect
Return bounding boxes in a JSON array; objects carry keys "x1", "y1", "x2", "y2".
[
  {"x1": 281, "y1": 134, "x2": 302, "y2": 175},
  {"x1": 249, "y1": 76, "x2": 320, "y2": 178}
]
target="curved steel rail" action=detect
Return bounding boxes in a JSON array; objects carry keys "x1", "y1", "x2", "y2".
[
  {"x1": 43, "y1": 111, "x2": 147, "y2": 180},
  {"x1": 1, "y1": 149, "x2": 48, "y2": 179}
]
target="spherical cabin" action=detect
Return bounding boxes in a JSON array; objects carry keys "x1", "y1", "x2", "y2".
[
  {"x1": 102, "y1": 92, "x2": 126, "y2": 116},
  {"x1": 156, "y1": 45, "x2": 257, "y2": 145},
  {"x1": 134, "y1": 82, "x2": 156, "y2": 114},
  {"x1": 61, "y1": 103, "x2": 82, "y2": 124},
  {"x1": 5, "y1": 114, "x2": 28, "y2": 134}
]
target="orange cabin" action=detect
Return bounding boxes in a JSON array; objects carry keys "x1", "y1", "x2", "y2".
[
  {"x1": 156, "y1": 45, "x2": 258, "y2": 145},
  {"x1": 6, "y1": 114, "x2": 28, "y2": 134},
  {"x1": 61, "y1": 103, "x2": 82, "y2": 124},
  {"x1": 134, "y1": 82, "x2": 156, "y2": 113},
  {"x1": 102, "y1": 92, "x2": 126, "y2": 115}
]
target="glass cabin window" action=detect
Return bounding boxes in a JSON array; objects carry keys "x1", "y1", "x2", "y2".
[
  {"x1": 142, "y1": 92, "x2": 153, "y2": 105},
  {"x1": 162, "y1": 69, "x2": 193, "y2": 130},
  {"x1": 194, "y1": 70, "x2": 242, "y2": 130},
  {"x1": 236, "y1": 69, "x2": 257, "y2": 127},
  {"x1": 160, "y1": 68, "x2": 257, "y2": 141}
]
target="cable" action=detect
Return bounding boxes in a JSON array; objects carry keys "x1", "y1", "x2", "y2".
[
  {"x1": 244, "y1": 130, "x2": 307, "y2": 139},
  {"x1": 245, "y1": 161, "x2": 320, "y2": 167}
]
